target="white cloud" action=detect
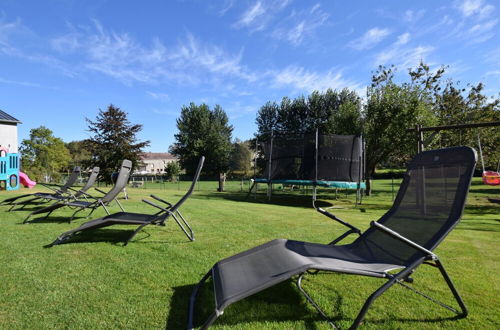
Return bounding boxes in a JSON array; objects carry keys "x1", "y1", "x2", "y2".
[
  {"x1": 51, "y1": 34, "x2": 80, "y2": 53},
  {"x1": 0, "y1": 76, "x2": 58, "y2": 89},
  {"x1": 219, "y1": 0, "x2": 234, "y2": 16},
  {"x1": 233, "y1": 0, "x2": 293, "y2": 33},
  {"x1": 396, "y1": 33, "x2": 410, "y2": 45},
  {"x1": 271, "y1": 3, "x2": 329, "y2": 46},
  {"x1": 465, "y1": 19, "x2": 498, "y2": 43},
  {"x1": 235, "y1": 1, "x2": 266, "y2": 30},
  {"x1": 455, "y1": 0, "x2": 494, "y2": 18},
  {"x1": 49, "y1": 22, "x2": 257, "y2": 86},
  {"x1": 147, "y1": 91, "x2": 169, "y2": 101},
  {"x1": 269, "y1": 65, "x2": 359, "y2": 93},
  {"x1": 348, "y1": 27, "x2": 391, "y2": 51},
  {"x1": 375, "y1": 45, "x2": 434, "y2": 68},
  {"x1": 403, "y1": 9, "x2": 425, "y2": 23}
]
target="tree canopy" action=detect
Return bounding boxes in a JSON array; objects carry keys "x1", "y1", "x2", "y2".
[
  {"x1": 170, "y1": 102, "x2": 233, "y2": 191},
  {"x1": 254, "y1": 61, "x2": 500, "y2": 194},
  {"x1": 255, "y1": 88, "x2": 362, "y2": 140},
  {"x1": 65, "y1": 140, "x2": 92, "y2": 170},
  {"x1": 20, "y1": 126, "x2": 71, "y2": 182},
  {"x1": 229, "y1": 139, "x2": 253, "y2": 177},
  {"x1": 85, "y1": 104, "x2": 150, "y2": 183}
]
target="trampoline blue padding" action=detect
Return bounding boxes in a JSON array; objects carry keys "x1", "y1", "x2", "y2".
[{"x1": 253, "y1": 178, "x2": 366, "y2": 189}]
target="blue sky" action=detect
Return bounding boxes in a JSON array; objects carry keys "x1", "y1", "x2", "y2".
[{"x1": 1, "y1": 0, "x2": 499, "y2": 152}]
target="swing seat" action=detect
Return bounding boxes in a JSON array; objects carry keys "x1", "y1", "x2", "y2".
[{"x1": 482, "y1": 171, "x2": 500, "y2": 186}]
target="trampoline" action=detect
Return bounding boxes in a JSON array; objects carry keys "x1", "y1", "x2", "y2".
[{"x1": 249, "y1": 130, "x2": 366, "y2": 204}]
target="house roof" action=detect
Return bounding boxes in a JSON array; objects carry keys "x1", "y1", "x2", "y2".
[
  {"x1": 141, "y1": 152, "x2": 178, "y2": 161},
  {"x1": 0, "y1": 109, "x2": 21, "y2": 124}
]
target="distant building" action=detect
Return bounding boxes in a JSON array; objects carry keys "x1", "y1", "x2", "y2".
[
  {"x1": 0, "y1": 109, "x2": 21, "y2": 153},
  {"x1": 137, "y1": 152, "x2": 178, "y2": 174}
]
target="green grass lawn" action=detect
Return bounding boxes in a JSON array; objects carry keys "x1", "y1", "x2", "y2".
[{"x1": 0, "y1": 179, "x2": 498, "y2": 329}]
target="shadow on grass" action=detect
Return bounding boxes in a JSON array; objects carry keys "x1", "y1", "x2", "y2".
[
  {"x1": 44, "y1": 227, "x2": 191, "y2": 247},
  {"x1": 166, "y1": 277, "x2": 465, "y2": 329},
  {"x1": 44, "y1": 229, "x2": 134, "y2": 247},
  {"x1": 190, "y1": 191, "x2": 344, "y2": 210},
  {"x1": 22, "y1": 215, "x2": 85, "y2": 224},
  {"x1": 166, "y1": 280, "x2": 337, "y2": 330}
]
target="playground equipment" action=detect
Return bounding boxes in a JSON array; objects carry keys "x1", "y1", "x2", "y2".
[
  {"x1": 0, "y1": 146, "x2": 21, "y2": 191},
  {"x1": 249, "y1": 130, "x2": 365, "y2": 205},
  {"x1": 19, "y1": 171, "x2": 37, "y2": 188},
  {"x1": 412, "y1": 121, "x2": 500, "y2": 186},
  {"x1": 477, "y1": 135, "x2": 500, "y2": 186}
]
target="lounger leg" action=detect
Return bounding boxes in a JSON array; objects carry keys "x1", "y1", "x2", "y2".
[
  {"x1": 46, "y1": 233, "x2": 73, "y2": 247},
  {"x1": 350, "y1": 276, "x2": 399, "y2": 329},
  {"x1": 350, "y1": 261, "x2": 420, "y2": 329},
  {"x1": 188, "y1": 270, "x2": 222, "y2": 330},
  {"x1": 172, "y1": 210, "x2": 194, "y2": 241},
  {"x1": 297, "y1": 273, "x2": 337, "y2": 328},
  {"x1": 23, "y1": 203, "x2": 62, "y2": 223},
  {"x1": 435, "y1": 259, "x2": 468, "y2": 317},
  {"x1": 70, "y1": 208, "x2": 86, "y2": 221},
  {"x1": 124, "y1": 223, "x2": 150, "y2": 246},
  {"x1": 395, "y1": 260, "x2": 468, "y2": 317}
]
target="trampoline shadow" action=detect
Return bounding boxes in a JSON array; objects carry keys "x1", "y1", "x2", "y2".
[{"x1": 190, "y1": 191, "x2": 336, "y2": 209}]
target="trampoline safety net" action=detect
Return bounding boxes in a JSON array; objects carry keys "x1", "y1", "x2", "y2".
[{"x1": 262, "y1": 134, "x2": 364, "y2": 182}]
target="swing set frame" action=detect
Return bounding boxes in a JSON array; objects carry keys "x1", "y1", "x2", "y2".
[{"x1": 411, "y1": 121, "x2": 500, "y2": 185}]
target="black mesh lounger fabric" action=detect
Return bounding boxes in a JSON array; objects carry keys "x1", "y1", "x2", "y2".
[{"x1": 213, "y1": 239, "x2": 403, "y2": 311}]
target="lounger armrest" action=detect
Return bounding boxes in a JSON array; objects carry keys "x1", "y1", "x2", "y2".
[
  {"x1": 370, "y1": 221, "x2": 437, "y2": 259},
  {"x1": 94, "y1": 188, "x2": 107, "y2": 195},
  {"x1": 317, "y1": 207, "x2": 361, "y2": 234},
  {"x1": 40, "y1": 183, "x2": 61, "y2": 193},
  {"x1": 77, "y1": 191, "x2": 99, "y2": 200},
  {"x1": 142, "y1": 199, "x2": 169, "y2": 212},
  {"x1": 150, "y1": 194, "x2": 173, "y2": 207}
]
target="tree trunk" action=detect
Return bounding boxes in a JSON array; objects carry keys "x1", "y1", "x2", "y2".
[
  {"x1": 365, "y1": 178, "x2": 372, "y2": 196},
  {"x1": 217, "y1": 172, "x2": 226, "y2": 192}
]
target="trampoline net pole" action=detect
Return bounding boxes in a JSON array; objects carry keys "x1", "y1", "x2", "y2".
[{"x1": 313, "y1": 128, "x2": 319, "y2": 207}]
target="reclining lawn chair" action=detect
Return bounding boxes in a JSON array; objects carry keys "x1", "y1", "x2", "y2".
[
  {"x1": 47, "y1": 156, "x2": 204, "y2": 247},
  {"x1": 22, "y1": 167, "x2": 100, "y2": 222},
  {"x1": 1, "y1": 166, "x2": 81, "y2": 210},
  {"x1": 188, "y1": 147, "x2": 476, "y2": 329},
  {"x1": 24, "y1": 160, "x2": 131, "y2": 223}
]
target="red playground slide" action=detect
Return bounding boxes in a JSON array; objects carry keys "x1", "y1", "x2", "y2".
[{"x1": 19, "y1": 171, "x2": 37, "y2": 188}]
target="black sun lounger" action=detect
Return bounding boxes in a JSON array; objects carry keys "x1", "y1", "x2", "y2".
[
  {"x1": 47, "y1": 156, "x2": 204, "y2": 247},
  {"x1": 1, "y1": 166, "x2": 81, "y2": 210},
  {"x1": 22, "y1": 167, "x2": 100, "y2": 222},
  {"x1": 24, "y1": 160, "x2": 131, "y2": 223},
  {"x1": 188, "y1": 147, "x2": 476, "y2": 329}
]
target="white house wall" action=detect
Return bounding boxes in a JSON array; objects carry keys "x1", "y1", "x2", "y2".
[{"x1": 0, "y1": 122, "x2": 18, "y2": 152}]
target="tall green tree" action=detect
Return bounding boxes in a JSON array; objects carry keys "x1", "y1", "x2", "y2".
[
  {"x1": 20, "y1": 126, "x2": 71, "y2": 182},
  {"x1": 229, "y1": 139, "x2": 253, "y2": 176},
  {"x1": 65, "y1": 140, "x2": 92, "y2": 170},
  {"x1": 255, "y1": 88, "x2": 362, "y2": 139},
  {"x1": 164, "y1": 161, "x2": 181, "y2": 182},
  {"x1": 170, "y1": 103, "x2": 233, "y2": 191},
  {"x1": 85, "y1": 105, "x2": 150, "y2": 183},
  {"x1": 431, "y1": 81, "x2": 500, "y2": 168},
  {"x1": 364, "y1": 65, "x2": 437, "y2": 194}
]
